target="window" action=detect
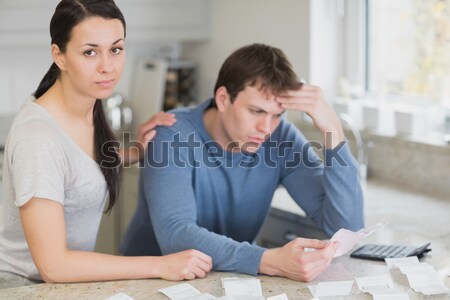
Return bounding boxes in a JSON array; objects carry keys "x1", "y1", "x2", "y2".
[{"x1": 367, "y1": 0, "x2": 450, "y2": 107}]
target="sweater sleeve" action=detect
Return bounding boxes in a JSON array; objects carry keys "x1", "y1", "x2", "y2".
[
  {"x1": 280, "y1": 125, "x2": 364, "y2": 236},
  {"x1": 143, "y1": 127, "x2": 266, "y2": 275}
]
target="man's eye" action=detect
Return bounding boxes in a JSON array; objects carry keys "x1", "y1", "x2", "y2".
[{"x1": 84, "y1": 50, "x2": 96, "y2": 57}]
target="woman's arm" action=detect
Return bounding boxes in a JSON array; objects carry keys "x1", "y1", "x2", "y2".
[
  {"x1": 20, "y1": 198, "x2": 212, "y2": 283},
  {"x1": 119, "y1": 112, "x2": 176, "y2": 166}
]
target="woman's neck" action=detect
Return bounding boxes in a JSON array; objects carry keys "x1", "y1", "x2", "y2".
[{"x1": 36, "y1": 78, "x2": 96, "y2": 126}]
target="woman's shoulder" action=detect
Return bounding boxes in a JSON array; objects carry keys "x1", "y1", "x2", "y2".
[{"x1": 7, "y1": 100, "x2": 63, "y2": 149}]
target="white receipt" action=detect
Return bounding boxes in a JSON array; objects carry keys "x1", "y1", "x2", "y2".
[
  {"x1": 182, "y1": 294, "x2": 217, "y2": 300},
  {"x1": 372, "y1": 291, "x2": 410, "y2": 300},
  {"x1": 267, "y1": 293, "x2": 289, "y2": 300},
  {"x1": 406, "y1": 272, "x2": 450, "y2": 295},
  {"x1": 399, "y1": 263, "x2": 434, "y2": 275},
  {"x1": 385, "y1": 256, "x2": 419, "y2": 269},
  {"x1": 222, "y1": 277, "x2": 263, "y2": 297},
  {"x1": 158, "y1": 283, "x2": 202, "y2": 300},
  {"x1": 331, "y1": 222, "x2": 384, "y2": 257},
  {"x1": 219, "y1": 297, "x2": 265, "y2": 300},
  {"x1": 355, "y1": 274, "x2": 394, "y2": 294},
  {"x1": 104, "y1": 293, "x2": 136, "y2": 300},
  {"x1": 308, "y1": 280, "x2": 353, "y2": 297}
]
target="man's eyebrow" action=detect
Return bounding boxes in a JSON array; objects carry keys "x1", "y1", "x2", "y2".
[
  {"x1": 81, "y1": 38, "x2": 124, "y2": 48},
  {"x1": 249, "y1": 105, "x2": 285, "y2": 116}
]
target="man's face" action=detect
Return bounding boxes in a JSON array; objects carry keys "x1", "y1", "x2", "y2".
[{"x1": 218, "y1": 85, "x2": 285, "y2": 153}]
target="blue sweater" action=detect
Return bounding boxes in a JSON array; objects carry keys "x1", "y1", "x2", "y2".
[{"x1": 120, "y1": 99, "x2": 364, "y2": 275}]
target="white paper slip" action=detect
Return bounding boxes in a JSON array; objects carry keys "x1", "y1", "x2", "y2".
[
  {"x1": 372, "y1": 291, "x2": 410, "y2": 300},
  {"x1": 158, "y1": 283, "x2": 202, "y2": 300},
  {"x1": 355, "y1": 274, "x2": 395, "y2": 294},
  {"x1": 385, "y1": 256, "x2": 419, "y2": 269},
  {"x1": 417, "y1": 284, "x2": 450, "y2": 295},
  {"x1": 267, "y1": 293, "x2": 289, "y2": 300},
  {"x1": 308, "y1": 280, "x2": 353, "y2": 297},
  {"x1": 399, "y1": 263, "x2": 435, "y2": 275},
  {"x1": 331, "y1": 223, "x2": 383, "y2": 257},
  {"x1": 358, "y1": 222, "x2": 385, "y2": 237},
  {"x1": 222, "y1": 278, "x2": 263, "y2": 297},
  {"x1": 221, "y1": 277, "x2": 240, "y2": 288},
  {"x1": 220, "y1": 297, "x2": 265, "y2": 300},
  {"x1": 104, "y1": 293, "x2": 136, "y2": 300},
  {"x1": 182, "y1": 293, "x2": 217, "y2": 300},
  {"x1": 406, "y1": 271, "x2": 449, "y2": 295}
]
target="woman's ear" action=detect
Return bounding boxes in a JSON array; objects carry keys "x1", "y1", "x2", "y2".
[
  {"x1": 215, "y1": 86, "x2": 231, "y2": 112},
  {"x1": 51, "y1": 44, "x2": 66, "y2": 71}
]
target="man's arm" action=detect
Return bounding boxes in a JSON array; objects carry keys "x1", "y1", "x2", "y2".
[
  {"x1": 277, "y1": 85, "x2": 364, "y2": 234},
  {"x1": 143, "y1": 127, "x2": 265, "y2": 276}
]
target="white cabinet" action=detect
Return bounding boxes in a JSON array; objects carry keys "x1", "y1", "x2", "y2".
[{"x1": 0, "y1": 0, "x2": 210, "y2": 46}]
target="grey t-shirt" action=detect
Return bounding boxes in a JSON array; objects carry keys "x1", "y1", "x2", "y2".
[{"x1": 0, "y1": 100, "x2": 108, "y2": 281}]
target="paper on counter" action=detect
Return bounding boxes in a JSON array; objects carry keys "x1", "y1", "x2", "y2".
[
  {"x1": 331, "y1": 222, "x2": 384, "y2": 257},
  {"x1": 158, "y1": 283, "x2": 202, "y2": 300},
  {"x1": 182, "y1": 293, "x2": 217, "y2": 300},
  {"x1": 385, "y1": 256, "x2": 419, "y2": 269},
  {"x1": 406, "y1": 272, "x2": 450, "y2": 295},
  {"x1": 104, "y1": 293, "x2": 136, "y2": 300},
  {"x1": 218, "y1": 297, "x2": 265, "y2": 300},
  {"x1": 372, "y1": 291, "x2": 411, "y2": 300},
  {"x1": 267, "y1": 293, "x2": 289, "y2": 300},
  {"x1": 355, "y1": 274, "x2": 395, "y2": 294},
  {"x1": 308, "y1": 280, "x2": 353, "y2": 297},
  {"x1": 222, "y1": 277, "x2": 263, "y2": 297}
]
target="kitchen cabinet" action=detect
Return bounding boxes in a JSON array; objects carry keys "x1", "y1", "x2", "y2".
[
  {"x1": 0, "y1": 0, "x2": 210, "y2": 46},
  {"x1": 95, "y1": 165, "x2": 139, "y2": 254}
]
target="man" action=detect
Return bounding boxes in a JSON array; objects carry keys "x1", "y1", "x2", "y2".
[{"x1": 121, "y1": 43, "x2": 364, "y2": 282}]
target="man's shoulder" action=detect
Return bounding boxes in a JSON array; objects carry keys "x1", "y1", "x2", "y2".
[{"x1": 154, "y1": 105, "x2": 204, "y2": 141}]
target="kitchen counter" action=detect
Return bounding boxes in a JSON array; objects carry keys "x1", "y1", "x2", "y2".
[{"x1": 1, "y1": 179, "x2": 449, "y2": 299}]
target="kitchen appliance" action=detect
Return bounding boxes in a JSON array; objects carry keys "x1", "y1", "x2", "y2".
[
  {"x1": 103, "y1": 93, "x2": 133, "y2": 138},
  {"x1": 131, "y1": 58, "x2": 198, "y2": 130}
]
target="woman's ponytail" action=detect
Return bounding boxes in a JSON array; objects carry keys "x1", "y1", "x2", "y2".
[
  {"x1": 34, "y1": 63, "x2": 60, "y2": 98},
  {"x1": 93, "y1": 100, "x2": 120, "y2": 213}
]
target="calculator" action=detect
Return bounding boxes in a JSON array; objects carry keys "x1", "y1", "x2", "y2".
[{"x1": 350, "y1": 243, "x2": 431, "y2": 261}]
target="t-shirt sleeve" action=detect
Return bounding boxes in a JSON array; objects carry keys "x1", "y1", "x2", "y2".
[{"x1": 8, "y1": 122, "x2": 66, "y2": 207}]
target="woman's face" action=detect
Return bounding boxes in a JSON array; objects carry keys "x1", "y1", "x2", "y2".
[{"x1": 56, "y1": 16, "x2": 125, "y2": 100}]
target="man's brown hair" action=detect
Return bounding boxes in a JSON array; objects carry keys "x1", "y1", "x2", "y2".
[{"x1": 213, "y1": 43, "x2": 302, "y2": 105}]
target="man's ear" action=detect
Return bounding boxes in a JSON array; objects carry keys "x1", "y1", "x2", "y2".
[
  {"x1": 215, "y1": 86, "x2": 231, "y2": 112},
  {"x1": 51, "y1": 44, "x2": 66, "y2": 71}
]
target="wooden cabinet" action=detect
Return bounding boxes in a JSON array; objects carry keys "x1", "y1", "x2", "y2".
[{"x1": 0, "y1": 0, "x2": 210, "y2": 46}]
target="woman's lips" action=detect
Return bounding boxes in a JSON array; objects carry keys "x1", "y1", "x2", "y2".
[{"x1": 95, "y1": 79, "x2": 114, "y2": 88}]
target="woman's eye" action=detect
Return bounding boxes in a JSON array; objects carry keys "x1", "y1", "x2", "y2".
[
  {"x1": 84, "y1": 50, "x2": 96, "y2": 57},
  {"x1": 111, "y1": 47, "x2": 123, "y2": 55}
]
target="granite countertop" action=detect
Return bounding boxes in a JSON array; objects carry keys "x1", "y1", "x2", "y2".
[{"x1": 0, "y1": 180, "x2": 449, "y2": 299}]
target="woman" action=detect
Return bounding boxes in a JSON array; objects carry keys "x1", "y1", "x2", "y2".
[{"x1": 0, "y1": 0, "x2": 211, "y2": 288}]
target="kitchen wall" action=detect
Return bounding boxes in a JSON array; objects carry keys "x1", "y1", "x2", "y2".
[
  {"x1": 181, "y1": 0, "x2": 345, "y2": 107},
  {"x1": 181, "y1": 0, "x2": 311, "y2": 102}
]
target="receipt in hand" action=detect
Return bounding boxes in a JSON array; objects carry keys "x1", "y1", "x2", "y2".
[{"x1": 331, "y1": 223, "x2": 384, "y2": 258}]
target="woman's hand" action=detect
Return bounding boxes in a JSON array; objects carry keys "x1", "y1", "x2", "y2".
[
  {"x1": 156, "y1": 249, "x2": 213, "y2": 280},
  {"x1": 120, "y1": 112, "x2": 176, "y2": 166}
]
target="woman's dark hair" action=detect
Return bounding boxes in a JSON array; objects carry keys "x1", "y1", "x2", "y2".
[
  {"x1": 35, "y1": 0, "x2": 126, "y2": 213},
  {"x1": 213, "y1": 43, "x2": 302, "y2": 105}
]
